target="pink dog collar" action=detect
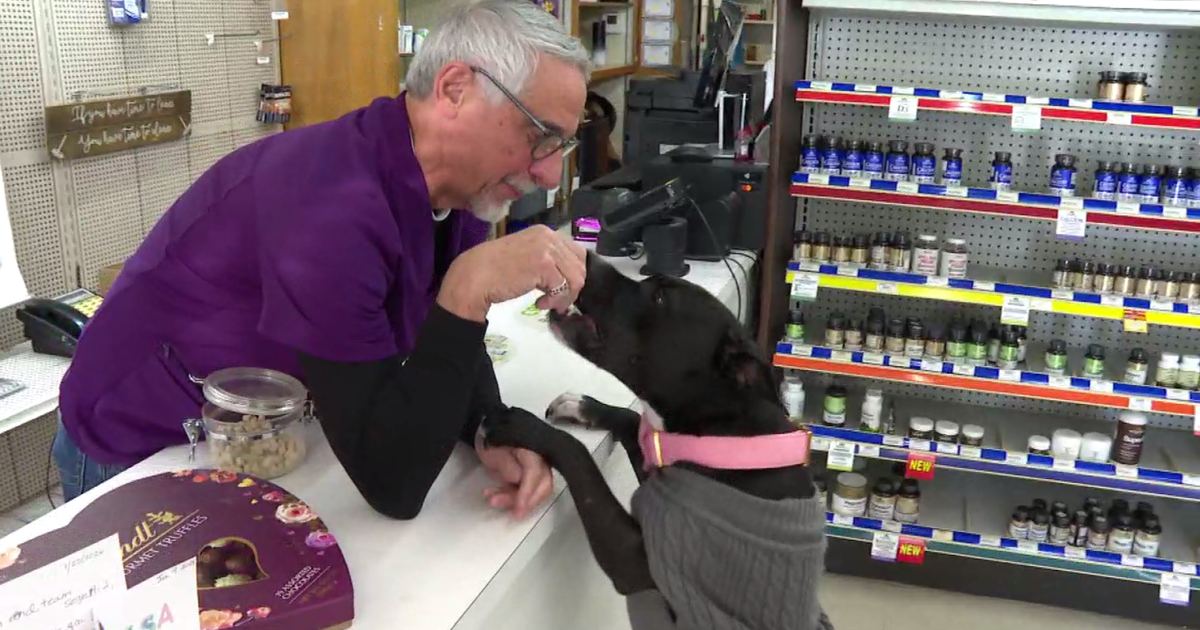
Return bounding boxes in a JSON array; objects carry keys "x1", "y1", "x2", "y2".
[{"x1": 637, "y1": 405, "x2": 811, "y2": 471}]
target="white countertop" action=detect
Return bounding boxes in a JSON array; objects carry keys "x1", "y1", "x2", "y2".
[{"x1": 1, "y1": 250, "x2": 755, "y2": 629}]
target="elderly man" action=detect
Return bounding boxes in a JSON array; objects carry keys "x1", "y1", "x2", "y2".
[{"x1": 53, "y1": 0, "x2": 591, "y2": 521}]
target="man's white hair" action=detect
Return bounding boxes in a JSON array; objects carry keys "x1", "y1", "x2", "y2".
[{"x1": 406, "y1": 0, "x2": 591, "y2": 102}]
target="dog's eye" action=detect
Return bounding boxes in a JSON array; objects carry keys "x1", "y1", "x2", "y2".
[{"x1": 653, "y1": 288, "x2": 667, "y2": 306}]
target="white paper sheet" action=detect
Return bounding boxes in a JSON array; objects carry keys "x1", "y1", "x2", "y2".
[
  {"x1": 0, "y1": 535, "x2": 126, "y2": 630},
  {"x1": 0, "y1": 165, "x2": 29, "y2": 310}
]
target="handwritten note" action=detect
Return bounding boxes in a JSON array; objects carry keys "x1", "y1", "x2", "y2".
[
  {"x1": 94, "y1": 559, "x2": 199, "y2": 630},
  {"x1": 0, "y1": 535, "x2": 126, "y2": 630}
]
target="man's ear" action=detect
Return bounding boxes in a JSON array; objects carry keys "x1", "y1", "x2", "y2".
[{"x1": 715, "y1": 328, "x2": 771, "y2": 390}]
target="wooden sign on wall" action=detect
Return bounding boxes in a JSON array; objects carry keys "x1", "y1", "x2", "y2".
[{"x1": 45, "y1": 90, "x2": 193, "y2": 160}]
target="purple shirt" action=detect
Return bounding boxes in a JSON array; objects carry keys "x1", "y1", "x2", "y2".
[{"x1": 59, "y1": 94, "x2": 490, "y2": 466}]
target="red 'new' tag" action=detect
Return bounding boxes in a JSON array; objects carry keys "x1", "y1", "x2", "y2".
[
  {"x1": 897, "y1": 537, "x2": 926, "y2": 564},
  {"x1": 906, "y1": 452, "x2": 936, "y2": 480}
]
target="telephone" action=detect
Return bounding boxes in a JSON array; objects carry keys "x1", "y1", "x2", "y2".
[{"x1": 16, "y1": 288, "x2": 104, "y2": 357}]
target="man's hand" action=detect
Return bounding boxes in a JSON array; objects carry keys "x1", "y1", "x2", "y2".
[{"x1": 475, "y1": 432, "x2": 554, "y2": 519}]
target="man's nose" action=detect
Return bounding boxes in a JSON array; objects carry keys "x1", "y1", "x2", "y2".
[{"x1": 528, "y1": 153, "x2": 565, "y2": 189}]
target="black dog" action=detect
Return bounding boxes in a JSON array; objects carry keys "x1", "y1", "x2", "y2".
[{"x1": 483, "y1": 252, "x2": 832, "y2": 630}]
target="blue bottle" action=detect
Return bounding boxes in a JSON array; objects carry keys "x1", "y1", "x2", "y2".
[
  {"x1": 1093, "y1": 161, "x2": 1118, "y2": 201},
  {"x1": 1139, "y1": 165, "x2": 1163, "y2": 203},
  {"x1": 1117, "y1": 163, "x2": 1141, "y2": 202},
  {"x1": 800, "y1": 135, "x2": 821, "y2": 174},
  {"x1": 942, "y1": 148, "x2": 963, "y2": 186},
  {"x1": 1188, "y1": 168, "x2": 1200, "y2": 208},
  {"x1": 990, "y1": 151, "x2": 1013, "y2": 191},
  {"x1": 864, "y1": 141, "x2": 886, "y2": 179},
  {"x1": 1162, "y1": 166, "x2": 1189, "y2": 207},
  {"x1": 912, "y1": 142, "x2": 937, "y2": 184},
  {"x1": 886, "y1": 140, "x2": 911, "y2": 182},
  {"x1": 1049, "y1": 154, "x2": 1077, "y2": 197},
  {"x1": 842, "y1": 140, "x2": 865, "y2": 178},
  {"x1": 821, "y1": 136, "x2": 843, "y2": 175}
]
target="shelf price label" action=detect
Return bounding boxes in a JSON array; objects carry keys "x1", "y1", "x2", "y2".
[
  {"x1": 896, "y1": 537, "x2": 927, "y2": 564},
  {"x1": 827, "y1": 440, "x2": 856, "y2": 471},
  {"x1": 1056, "y1": 206, "x2": 1087, "y2": 241},
  {"x1": 1108, "y1": 112, "x2": 1133, "y2": 125},
  {"x1": 871, "y1": 532, "x2": 900, "y2": 562},
  {"x1": 791, "y1": 273, "x2": 820, "y2": 300},
  {"x1": 1123, "y1": 309, "x2": 1149, "y2": 333},
  {"x1": 888, "y1": 95, "x2": 920, "y2": 121},
  {"x1": 1160, "y1": 574, "x2": 1190, "y2": 607},
  {"x1": 1011, "y1": 104, "x2": 1042, "y2": 131},
  {"x1": 906, "y1": 452, "x2": 936, "y2": 480},
  {"x1": 1001, "y1": 295, "x2": 1032, "y2": 326},
  {"x1": 1129, "y1": 397, "x2": 1152, "y2": 412}
]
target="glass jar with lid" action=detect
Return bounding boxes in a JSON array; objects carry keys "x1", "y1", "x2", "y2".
[{"x1": 186, "y1": 367, "x2": 313, "y2": 479}]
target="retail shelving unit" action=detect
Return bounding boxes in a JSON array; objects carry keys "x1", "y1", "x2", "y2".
[{"x1": 760, "y1": 0, "x2": 1200, "y2": 624}]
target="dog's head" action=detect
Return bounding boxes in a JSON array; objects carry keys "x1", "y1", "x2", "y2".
[{"x1": 549, "y1": 252, "x2": 782, "y2": 436}]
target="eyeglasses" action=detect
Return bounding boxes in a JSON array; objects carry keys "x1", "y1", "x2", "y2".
[{"x1": 470, "y1": 65, "x2": 578, "y2": 161}]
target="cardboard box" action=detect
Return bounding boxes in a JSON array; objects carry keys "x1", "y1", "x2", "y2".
[{"x1": 97, "y1": 262, "x2": 124, "y2": 295}]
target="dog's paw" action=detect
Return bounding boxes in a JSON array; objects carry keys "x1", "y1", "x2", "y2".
[
  {"x1": 482, "y1": 407, "x2": 557, "y2": 453},
  {"x1": 546, "y1": 392, "x2": 594, "y2": 427}
]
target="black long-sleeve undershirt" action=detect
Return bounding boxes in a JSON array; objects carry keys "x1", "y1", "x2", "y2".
[{"x1": 297, "y1": 304, "x2": 508, "y2": 520}]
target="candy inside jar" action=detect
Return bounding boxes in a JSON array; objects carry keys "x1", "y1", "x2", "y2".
[{"x1": 188, "y1": 367, "x2": 312, "y2": 480}]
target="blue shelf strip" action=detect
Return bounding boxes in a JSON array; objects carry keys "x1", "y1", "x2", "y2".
[
  {"x1": 776, "y1": 341, "x2": 1200, "y2": 405},
  {"x1": 785, "y1": 261, "x2": 1199, "y2": 316},
  {"x1": 791, "y1": 172, "x2": 1200, "y2": 222},
  {"x1": 795, "y1": 80, "x2": 1200, "y2": 118},
  {"x1": 809, "y1": 425, "x2": 1200, "y2": 501},
  {"x1": 824, "y1": 513, "x2": 1200, "y2": 586}
]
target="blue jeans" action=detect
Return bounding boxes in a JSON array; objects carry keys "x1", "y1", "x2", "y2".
[{"x1": 52, "y1": 416, "x2": 128, "y2": 502}]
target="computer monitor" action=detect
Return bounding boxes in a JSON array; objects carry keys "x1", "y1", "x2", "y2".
[{"x1": 692, "y1": 1, "x2": 747, "y2": 110}]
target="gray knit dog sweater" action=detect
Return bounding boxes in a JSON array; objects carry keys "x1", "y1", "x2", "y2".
[{"x1": 625, "y1": 467, "x2": 834, "y2": 630}]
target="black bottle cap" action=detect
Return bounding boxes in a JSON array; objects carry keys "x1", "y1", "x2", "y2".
[
  {"x1": 1097, "y1": 160, "x2": 1116, "y2": 172},
  {"x1": 868, "y1": 307, "x2": 886, "y2": 324},
  {"x1": 914, "y1": 142, "x2": 935, "y2": 155},
  {"x1": 1072, "y1": 509, "x2": 1090, "y2": 524},
  {"x1": 899, "y1": 479, "x2": 920, "y2": 495},
  {"x1": 848, "y1": 318, "x2": 863, "y2": 332},
  {"x1": 907, "y1": 320, "x2": 925, "y2": 340},
  {"x1": 1032, "y1": 499, "x2": 1048, "y2": 512},
  {"x1": 1115, "y1": 513, "x2": 1135, "y2": 530},
  {"x1": 1070, "y1": 258, "x2": 1083, "y2": 272},
  {"x1": 826, "y1": 136, "x2": 844, "y2": 149},
  {"x1": 926, "y1": 323, "x2": 945, "y2": 342},
  {"x1": 1120, "y1": 264, "x2": 1136, "y2": 277},
  {"x1": 970, "y1": 328, "x2": 988, "y2": 344},
  {"x1": 1055, "y1": 154, "x2": 1077, "y2": 167},
  {"x1": 1033, "y1": 510, "x2": 1051, "y2": 526},
  {"x1": 794, "y1": 230, "x2": 811, "y2": 243},
  {"x1": 1141, "y1": 516, "x2": 1162, "y2": 533},
  {"x1": 994, "y1": 151, "x2": 1012, "y2": 162},
  {"x1": 1120, "y1": 163, "x2": 1138, "y2": 175},
  {"x1": 1165, "y1": 165, "x2": 1187, "y2": 178},
  {"x1": 867, "y1": 141, "x2": 885, "y2": 153},
  {"x1": 892, "y1": 232, "x2": 910, "y2": 247},
  {"x1": 1091, "y1": 515, "x2": 1110, "y2": 531},
  {"x1": 1137, "y1": 501, "x2": 1155, "y2": 515},
  {"x1": 803, "y1": 134, "x2": 821, "y2": 146},
  {"x1": 826, "y1": 384, "x2": 847, "y2": 397},
  {"x1": 1082, "y1": 261, "x2": 1095, "y2": 273},
  {"x1": 1001, "y1": 328, "x2": 1019, "y2": 345},
  {"x1": 847, "y1": 139, "x2": 863, "y2": 150},
  {"x1": 814, "y1": 231, "x2": 831, "y2": 245},
  {"x1": 887, "y1": 318, "x2": 906, "y2": 336},
  {"x1": 1055, "y1": 513, "x2": 1072, "y2": 528},
  {"x1": 947, "y1": 324, "x2": 967, "y2": 343},
  {"x1": 827, "y1": 312, "x2": 846, "y2": 329},
  {"x1": 867, "y1": 318, "x2": 885, "y2": 335},
  {"x1": 1087, "y1": 343, "x2": 1106, "y2": 359},
  {"x1": 872, "y1": 478, "x2": 895, "y2": 495},
  {"x1": 832, "y1": 235, "x2": 845, "y2": 246},
  {"x1": 1013, "y1": 506, "x2": 1031, "y2": 521},
  {"x1": 1052, "y1": 501, "x2": 1069, "y2": 516},
  {"x1": 1111, "y1": 498, "x2": 1130, "y2": 514},
  {"x1": 1138, "y1": 265, "x2": 1154, "y2": 279},
  {"x1": 1100, "y1": 263, "x2": 1117, "y2": 276},
  {"x1": 1144, "y1": 164, "x2": 1163, "y2": 176},
  {"x1": 1055, "y1": 257, "x2": 1072, "y2": 271},
  {"x1": 1128, "y1": 72, "x2": 1149, "y2": 83},
  {"x1": 888, "y1": 139, "x2": 909, "y2": 153},
  {"x1": 943, "y1": 148, "x2": 963, "y2": 158},
  {"x1": 789, "y1": 308, "x2": 805, "y2": 324},
  {"x1": 853, "y1": 234, "x2": 869, "y2": 248},
  {"x1": 873, "y1": 231, "x2": 891, "y2": 245},
  {"x1": 1129, "y1": 348, "x2": 1147, "y2": 363},
  {"x1": 1049, "y1": 339, "x2": 1067, "y2": 354},
  {"x1": 1100, "y1": 70, "x2": 1121, "y2": 81}
]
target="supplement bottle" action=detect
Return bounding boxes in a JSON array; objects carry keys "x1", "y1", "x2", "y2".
[
  {"x1": 1096, "y1": 263, "x2": 1117, "y2": 294},
  {"x1": 961, "y1": 424, "x2": 985, "y2": 446},
  {"x1": 1157, "y1": 351, "x2": 1180, "y2": 388},
  {"x1": 1087, "y1": 515, "x2": 1111, "y2": 551},
  {"x1": 967, "y1": 328, "x2": 988, "y2": 366},
  {"x1": 997, "y1": 328, "x2": 1020, "y2": 370},
  {"x1": 844, "y1": 318, "x2": 865, "y2": 352},
  {"x1": 1052, "y1": 258, "x2": 1072, "y2": 289},
  {"x1": 886, "y1": 140, "x2": 911, "y2": 182},
  {"x1": 1029, "y1": 510, "x2": 1050, "y2": 543},
  {"x1": 990, "y1": 151, "x2": 1014, "y2": 191},
  {"x1": 1045, "y1": 339, "x2": 1068, "y2": 376},
  {"x1": 850, "y1": 234, "x2": 870, "y2": 267},
  {"x1": 1097, "y1": 71, "x2": 1123, "y2": 101},
  {"x1": 800, "y1": 135, "x2": 821, "y2": 174},
  {"x1": 1124, "y1": 348, "x2": 1149, "y2": 385},
  {"x1": 1113, "y1": 411, "x2": 1147, "y2": 466},
  {"x1": 1163, "y1": 165, "x2": 1189, "y2": 207},
  {"x1": 912, "y1": 234, "x2": 940, "y2": 275},
  {"x1": 823, "y1": 385, "x2": 848, "y2": 427},
  {"x1": 869, "y1": 232, "x2": 890, "y2": 270},
  {"x1": 860, "y1": 389, "x2": 884, "y2": 433},
  {"x1": 1162, "y1": 271, "x2": 1182, "y2": 301},
  {"x1": 1140, "y1": 164, "x2": 1163, "y2": 203},
  {"x1": 820, "y1": 136, "x2": 843, "y2": 175},
  {"x1": 912, "y1": 142, "x2": 937, "y2": 184},
  {"x1": 1027, "y1": 435, "x2": 1051, "y2": 456},
  {"x1": 812, "y1": 232, "x2": 832, "y2": 264},
  {"x1": 793, "y1": 230, "x2": 813, "y2": 261},
  {"x1": 1009, "y1": 506, "x2": 1031, "y2": 539},
  {"x1": 885, "y1": 318, "x2": 907, "y2": 355},
  {"x1": 894, "y1": 480, "x2": 921, "y2": 524},
  {"x1": 1135, "y1": 266, "x2": 1160, "y2": 298},
  {"x1": 831, "y1": 472, "x2": 867, "y2": 517},
  {"x1": 1117, "y1": 163, "x2": 1141, "y2": 202},
  {"x1": 864, "y1": 141, "x2": 886, "y2": 179},
  {"x1": 889, "y1": 232, "x2": 912, "y2": 272},
  {"x1": 1133, "y1": 516, "x2": 1162, "y2": 557},
  {"x1": 865, "y1": 318, "x2": 886, "y2": 352},
  {"x1": 1079, "y1": 261, "x2": 1096, "y2": 293},
  {"x1": 1049, "y1": 154, "x2": 1078, "y2": 197},
  {"x1": 908, "y1": 417, "x2": 935, "y2": 440},
  {"x1": 1184, "y1": 272, "x2": 1200, "y2": 303},
  {"x1": 1093, "y1": 160, "x2": 1118, "y2": 201},
  {"x1": 825, "y1": 312, "x2": 846, "y2": 348},
  {"x1": 1189, "y1": 167, "x2": 1200, "y2": 208},
  {"x1": 1083, "y1": 344, "x2": 1106, "y2": 379},
  {"x1": 781, "y1": 373, "x2": 805, "y2": 420},
  {"x1": 905, "y1": 319, "x2": 926, "y2": 359},
  {"x1": 1181, "y1": 354, "x2": 1200, "y2": 390},
  {"x1": 842, "y1": 140, "x2": 865, "y2": 178},
  {"x1": 1114, "y1": 265, "x2": 1136, "y2": 297},
  {"x1": 868, "y1": 479, "x2": 897, "y2": 521},
  {"x1": 987, "y1": 324, "x2": 1002, "y2": 366},
  {"x1": 940, "y1": 238, "x2": 968, "y2": 278},
  {"x1": 1050, "y1": 514, "x2": 1072, "y2": 545},
  {"x1": 946, "y1": 323, "x2": 968, "y2": 362},
  {"x1": 942, "y1": 148, "x2": 963, "y2": 186},
  {"x1": 831, "y1": 236, "x2": 851, "y2": 265},
  {"x1": 1107, "y1": 513, "x2": 1136, "y2": 554},
  {"x1": 1123, "y1": 72, "x2": 1149, "y2": 103},
  {"x1": 924, "y1": 323, "x2": 946, "y2": 360},
  {"x1": 786, "y1": 308, "x2": 805, "y2": 341},
  {"x1": 934, "y1": 420, "x2": 959, "y2": 444},
  {"x1": 1070, "y1": 510, "x2": 1090, "y2": 547}
]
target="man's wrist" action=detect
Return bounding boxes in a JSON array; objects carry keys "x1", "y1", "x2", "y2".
[{"x1": 437, "y1": 274, "x2": 489, "y2": 323}]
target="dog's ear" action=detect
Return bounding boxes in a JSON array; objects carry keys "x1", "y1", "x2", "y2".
[{"x1": 715, "y1": 327, "x2": 770, "y2": 390}]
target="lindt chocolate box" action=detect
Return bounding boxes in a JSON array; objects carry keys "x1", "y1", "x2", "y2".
[{"x1": 0, "y1": 470, "x2": 354, "y2": 630}]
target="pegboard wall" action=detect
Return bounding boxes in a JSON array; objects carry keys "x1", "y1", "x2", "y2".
[
  {"x1": 789, "y1": 12, "x2": 1200, "y2": 433},
  {"x1": 0, "y1": 0, "x2": 281, "y2": 511},
  {"x1": 0, "y1": 0, "x2": 282, "y2": 353}
]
